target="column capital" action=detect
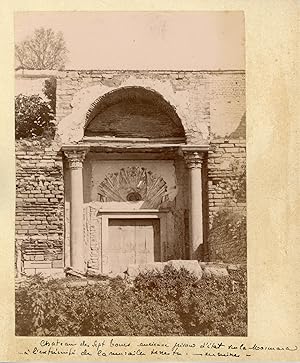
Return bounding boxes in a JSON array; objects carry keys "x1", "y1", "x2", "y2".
[
  {"x1": 183, "y1": 150, "x2": 204, "y2": 169},
  {"x1": 63, "y1": 147, "x2": 89, "y2": 169}
]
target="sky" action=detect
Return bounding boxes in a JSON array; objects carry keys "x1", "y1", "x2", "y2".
[{"x1": 14, "y1": 11, "x2": 245, "y2": 70}]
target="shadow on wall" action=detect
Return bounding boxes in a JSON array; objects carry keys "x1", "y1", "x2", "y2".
[{"x1": 230, "y1": 112, "x2": 246, "y2": 139}]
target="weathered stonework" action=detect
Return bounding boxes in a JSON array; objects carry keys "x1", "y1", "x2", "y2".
[
  {"x1": 15, "y1": 140, "x2": 64, "y2": 276},
  {"x1": 208, "y1": 138, "x2": 246, "y2": 222},
  {"x1": 15, "y1": 69, "x2": 246, "y2": 276},
  {"x1": 55, "y1": 71, "x2": 210, "y2": 144},
  {"x1": 207, "y1": 137, "x2": 246, "y2": 263}
]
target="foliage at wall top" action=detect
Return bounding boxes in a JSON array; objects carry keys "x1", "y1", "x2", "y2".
[{"x1": 15, "y1": 93, "x2": 55, "y2": 139}]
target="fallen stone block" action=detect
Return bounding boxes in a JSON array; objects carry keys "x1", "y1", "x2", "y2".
[
  {"x1": 126, "y1": 262, "x2": 167, "y2": 279},
  {"x1": 86, "y1": 268, "x2": 102, "y2": 277},
  {"x1": 167, "y1": 260, "x2": 203, "y2": 280},
  {"x1": 126, "y1": 260, "x2": 203, "y2": 280},
  {"x1": 202, "y1": 265, "x2": 229, "y2": 278},
  {"x1": 227, "y1": 263, "x2": 242, "y2": 271},
  {"x1": 107, "y1": 272, "x2": 126, "y2": 279},
  {"x1": 66, "y1": 280, "x2": 88, "y2": 288},
  {"x1": 65, "y1": 267, "x2": 87, "y2": 279}
]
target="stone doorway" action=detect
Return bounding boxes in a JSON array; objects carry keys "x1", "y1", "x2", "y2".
[
  {"x1": 103, "y1": 218, "x2": 160, "y2": 274},
  {"x1": 98, "y1": 211, "x2": 168, "y2": 275}
]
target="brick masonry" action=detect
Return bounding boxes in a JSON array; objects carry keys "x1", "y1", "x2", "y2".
[
  {"x1": 15, "y1": 139, "x2": 64, "y2": 276},
  {"x1": 15, "y1": 69, "x2": 246, "y2": 275},
  {"x1": 206, "y1": 137, "x2": 246, "y2": 263},
  {"x1": 207, "y1": 138, "x2": 246, "y2": 224}
]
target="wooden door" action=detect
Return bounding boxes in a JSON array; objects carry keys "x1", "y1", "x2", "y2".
[{"x1": 105, "y1": 219, "x2": 160, "y2": 274}]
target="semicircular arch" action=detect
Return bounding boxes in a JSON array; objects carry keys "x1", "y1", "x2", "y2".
[
  {"x1": 56, "y1": 77, "x2": 191, "y2": 144},
  {"x1": 84, "y1": 86, "x2": 185, "y2": 139}
]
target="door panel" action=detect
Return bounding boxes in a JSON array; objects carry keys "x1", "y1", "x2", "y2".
[{"x1": 106, "y1": 219, "x2": 160, "y2": 274}]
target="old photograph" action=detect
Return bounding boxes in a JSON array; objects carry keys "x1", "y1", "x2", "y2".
[{"x1": 14, "y1": 11, "x2": 247, "y2": 337}]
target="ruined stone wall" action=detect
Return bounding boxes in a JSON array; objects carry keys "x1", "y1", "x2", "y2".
[
  {"x1": 15, "y1": 140, "x2": 65, "y2": 276},
  {"x1": 15, "y1": 70, "x2": 246, "y2": 274},
  {"x1": 205, "y1": 72, "x2": 246, "y2": 263}
]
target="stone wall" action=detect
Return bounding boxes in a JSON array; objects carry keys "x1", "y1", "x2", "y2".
[
  {"x1": 15, "y1": 69, "x2": 246, "y2": 274},
  {"x1": 208, "y1": 72, "x2": 245, "y2": 138},
  {"x1": 206, "y1": 71, "x2": 246, "y2": 263},
  {"x1": 14, "y1": 70, "x2": 245, "y2": 142},
  {"x1": 207, "y1": 138, "x2": 246, "y2": 263},
  {"x1": 15, "y1": 140, "x2": 65, "y2": 276},
  {"x1": 55, "y1": 70, "x2": 244, "y2": 144},
  {"x1": 208, "y1": 138, "x2": 246, "y2": 221}
]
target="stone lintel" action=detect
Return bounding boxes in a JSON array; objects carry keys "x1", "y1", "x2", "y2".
[{"x1": 62, "y1": 145, "x2": 90, "y2": 152}]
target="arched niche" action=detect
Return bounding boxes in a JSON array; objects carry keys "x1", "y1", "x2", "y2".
[
  {"x1": 57, "y1": 77, "x2": 209, "y2": 145},
  {"x1": 84, "y1": 86, "x2": 185, "y2": 140}
]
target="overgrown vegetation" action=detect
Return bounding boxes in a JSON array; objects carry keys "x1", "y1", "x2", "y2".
[
  {"x1": 208, "y1": 210, "x2": 246, "y2": 263},
  {"x1": 225, "y1": 159, "x2": 246, "y2": 204},
  {"x1": 208, "y1": 158, "x2": 246, "y2": 263},
  {"x1": 15, "y1": 266, "x2": 247, "y2": 336},
  {"x1": 15, "y1": 77, "x2": 56, "y2": 140},
  {"x1": 43, "y1": 77, "x2": 57, "y2": 113}
]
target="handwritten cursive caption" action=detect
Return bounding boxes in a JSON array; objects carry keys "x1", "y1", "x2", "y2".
[{"x1": 17, "y1": 338, "x2": 298, "y2": 360}]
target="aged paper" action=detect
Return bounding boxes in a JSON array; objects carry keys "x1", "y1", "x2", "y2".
[{"x1": 0, "y1": 0, "x2": 299, "y2": 362}]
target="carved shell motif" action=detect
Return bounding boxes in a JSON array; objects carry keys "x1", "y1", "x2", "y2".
[{"x1": 98, "y1": 166, "x2": 168, "y2": 208}]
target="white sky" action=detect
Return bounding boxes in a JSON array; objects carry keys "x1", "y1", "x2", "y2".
[{"x1": 14, "y1": 11, "x2": 245, "y2": 70}]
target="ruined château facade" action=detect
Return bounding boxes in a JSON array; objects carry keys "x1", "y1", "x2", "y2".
[{"x1": 15, "y1": 70, "x2": 246, "y2": 276}]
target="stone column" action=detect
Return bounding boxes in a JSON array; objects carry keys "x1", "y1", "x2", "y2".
[
  {"x1": 183, "y1": 150, "x2": 204, "y2": 260},
  {"x1": 64, "y1": 148, "x2": 89, "y2": 272}
]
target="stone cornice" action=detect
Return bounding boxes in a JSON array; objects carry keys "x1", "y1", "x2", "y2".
[
  {"x1": 15, "y1": 69, "x2": 59, "y2": 78},
  {"x1": 179, "y1": 145, "x2": 210, "y2": 152},
  {"x1": 15, "y1": 69, "x2": 245, "y2": 77}
]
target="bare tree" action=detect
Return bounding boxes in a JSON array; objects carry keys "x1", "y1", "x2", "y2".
[{"x1": 15, "y1": 27, "x2": 68, "y2": 70}]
